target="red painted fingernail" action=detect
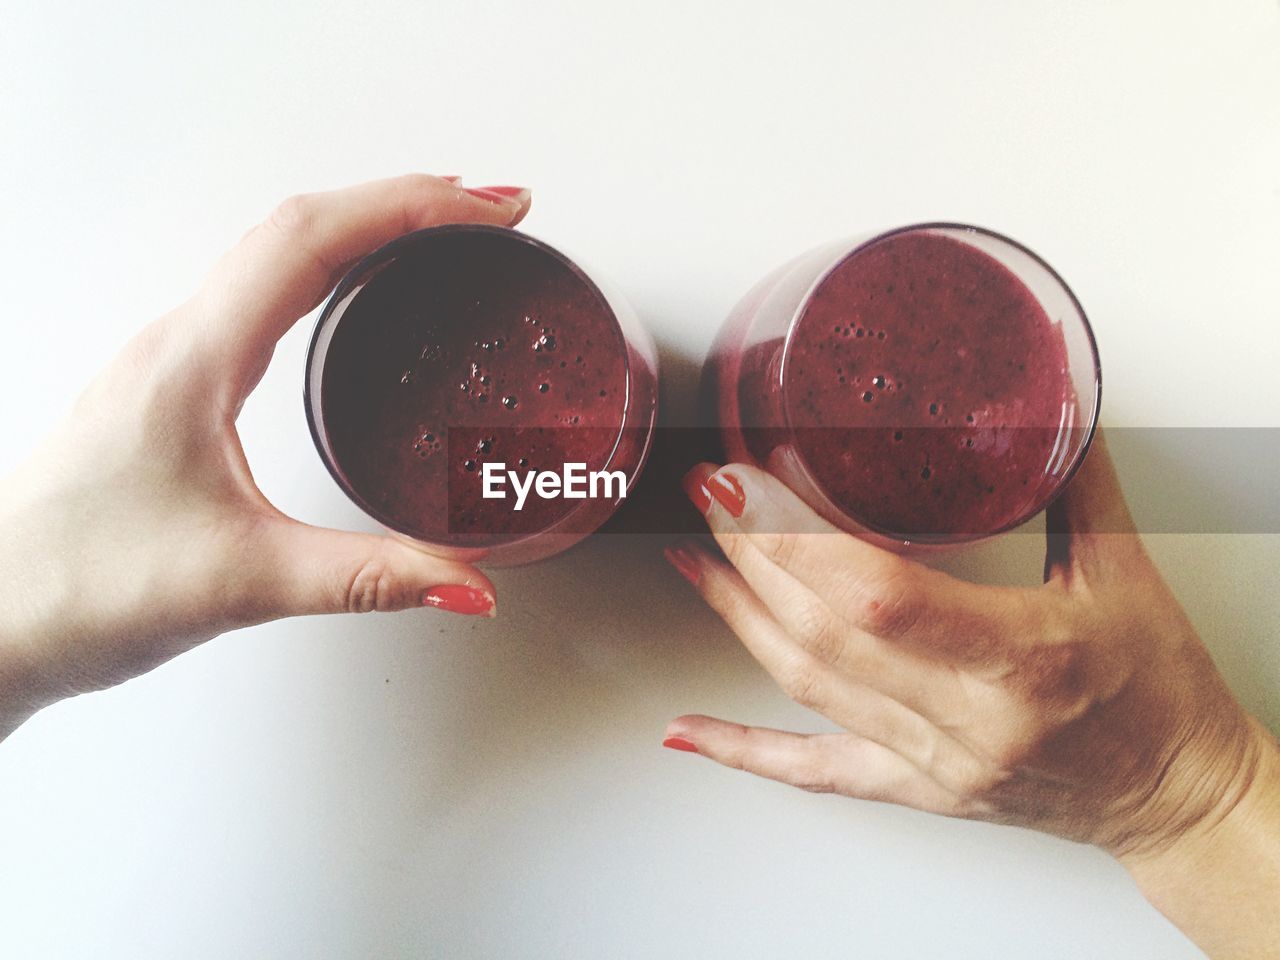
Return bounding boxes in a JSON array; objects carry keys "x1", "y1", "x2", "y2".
[
  {"x1": 464, "y1": 186, "x2": 526, "y2": 205},
  {"x1": 707, "y1": 472, "x2": 746, "y2": 518},
  {"x1": 663, "y1": 543, "x2": 702, "y2": 586},
  {"x1": 681, "y1": 465, "x2": 714, "y2": 514},
  {"x1": 663, "y1": 736, "x2": 699, "y2": 753},
  {"x1": 422, "y1": 584, "x2": 496, "y2": 617}
]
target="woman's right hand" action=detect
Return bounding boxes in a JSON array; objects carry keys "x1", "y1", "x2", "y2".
[
  {"x1": 665, "y1": 437, "x2": 1280, "y2": 958},
  {"x1": 0, "y1": 174, "x2": 529, "y2": 741}
]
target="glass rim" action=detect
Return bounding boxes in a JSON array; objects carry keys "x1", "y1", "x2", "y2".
[
  {"x1": 302, "y1": 223, "x2": 650, "y2": 551},
  {"x1": 777, "y1": 221, "x2": 1103, "y2": 544}
]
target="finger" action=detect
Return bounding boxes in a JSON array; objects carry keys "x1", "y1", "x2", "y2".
[
  {"x1": 662, "y1": 715, "x2": 972, "y2": 817},
  {"x1": 669, "y1": 508, "x2": 969, "y2": 724},
  {"x1": 246, "y1": 519, "x2": 497, "y2": 620},
  {"x1": 683, "y1": 462, "x2": 1031, "y2": 662},
  {"x1": 1044, "y1": 430, "x2": 1144, "y2": 584},
  {"x1": 195, "y1": 174, "x2": 531, "y2": 361},
  {"x1": 665, "y1": 538, "x2": 834, "y2": 710},
  {"x1": 663, "y1": 540, "x2": 990, "y2": 793}
]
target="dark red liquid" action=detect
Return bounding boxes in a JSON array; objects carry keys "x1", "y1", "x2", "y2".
[
  {"x1": 710, "y1": 230, "x2": 1079, "y2": 540},
  {"x1": 317, "y1": 230, "x2": 654, "y2": 550}
]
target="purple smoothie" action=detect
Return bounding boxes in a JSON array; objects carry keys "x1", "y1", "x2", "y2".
[
  {"x1": 706, "y1": 227, "x2": 1093, "y2": 542},
  {"x1": 309, "y1": 227, "x2": 657, "y2": 560}
]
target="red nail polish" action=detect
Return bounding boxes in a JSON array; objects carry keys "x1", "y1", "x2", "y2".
[
  {"x1": 663, "y1": 543, "x2": 702, "y2": 586},
  {"x1": 422, "y1": 584, "x2": 495, "y2": 616},
  {"x1": 681, "y1": 466, "x2": 714, "y2": 514},
  {"x1": 463, "y1": 186, "x2": 521, "y2": 205},
  {"x1": 663, "y1": 736, "x2": 699, "y2": 753},
  {"x1": 707, "y1": 473, "x2": 746, "y2": 518}
]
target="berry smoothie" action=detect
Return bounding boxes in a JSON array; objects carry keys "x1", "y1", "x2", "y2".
[
  {"x1": 706, "y1": 226, "x2": 1096, "y2": 542},
  {"x1": 309, "y1": 227, "x2": 657, "y2": 561}
]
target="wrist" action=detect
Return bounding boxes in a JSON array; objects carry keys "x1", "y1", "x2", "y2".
[
  {"x1": 0, "y1": 479, "x2": 77, "y2": 740},
  {"x1": 0, "y1": 640, "x2": 61, "y2": 741},
  {"x1": 1119, "y1": 720, "x2": 1280, "y2": 957},
  {"x1": 1127, "y1": 715, "x2": 1279, "y2": 855}
]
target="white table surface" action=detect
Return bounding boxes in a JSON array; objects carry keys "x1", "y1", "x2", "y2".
[{"x1": 1, "y1": 2, "x2": 1277, "y2": 957}]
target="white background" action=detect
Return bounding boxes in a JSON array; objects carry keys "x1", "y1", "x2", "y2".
[{"x1": 1, "y1": 2, "x2": 1278, "y2": 957}]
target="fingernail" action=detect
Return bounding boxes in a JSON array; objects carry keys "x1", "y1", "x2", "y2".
[
  {"x1": 663, "y1": 736, "x2": 699, "y2": 754},
  {"x1": 422, "y1": 584, "x2": 496, "y2": 617},
  {"x1": 475, "y1": 185, "x2": 530, "y2": 202},
  {"x1": 681, "y1": 465, "x2": 714, "y2": 514},
  {"x1": 663, "y1": 542, "x2": 702, "y2": 586},
  {"x1": 464, "y1": 186, "x2": 526, "y2": 205},
  {"x1": 439, "y1": 175, "x2": 462, "y2": 183},
  {"x1": 707, "y1": 472, "x2": 746, "y2": 518}
]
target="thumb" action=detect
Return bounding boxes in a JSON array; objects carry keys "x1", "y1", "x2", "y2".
[
  {"x1": 1044, "y1": 429, "x2": 1143, "y2": 584},
  {"x1": 261, "y1": 521, "x2": 496, "y2": 618},
  {"x1": 192, "y1": 174, "x2": 532, "y2": 391}
]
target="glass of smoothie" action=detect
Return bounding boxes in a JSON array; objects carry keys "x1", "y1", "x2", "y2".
[
  {"x1": 305, "y1": 225, "x2": 659, "y2": 565},
  {"x1": 702, "y1": 223, "x2": 1100, "y2": 547}
]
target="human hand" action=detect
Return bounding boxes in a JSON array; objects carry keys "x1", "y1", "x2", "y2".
[
  {"x1": 0, "y1": 175, "x2": 529, "y2": 738},
  {"x1": 665, "y1": 437, "x2": 1280, "y2": 955}
]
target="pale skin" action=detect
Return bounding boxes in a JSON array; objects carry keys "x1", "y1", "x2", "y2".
[
  {"x1": 0, "y1": 174, "x2": 1275, "y2": 957},
  {"x1": 666, "y1": 449, "x2": 1280, "y2": 958},
  {"x1": 0, "y1": 174, "x2": 531, "y2": 737}
]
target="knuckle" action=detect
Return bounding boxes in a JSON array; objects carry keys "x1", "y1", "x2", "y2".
[
  {"x1": 848, "y1": 563, "x2": 921, "y2": 637},
  {"x1": 719, "y1": 532, "x2": 752, "y2": 568},
  {"x1": 792, "y1": 600, "x2": 844, "y2": 664},
  {"x1": 719, "y1": 745, "x2": 746, "y2": 772},
  {"x1": 769, "y1": 742, "x2": 836, "y2": 795},
  {"x1": 267, "y1": 193, "x2": 319, "y2": 240},
  {"x1": 399, "y1": 172, "x2": 439, "y2": 192},
  {"x1": 903, "y1": 721, "x2": 941, "y2": 774},
  {"x1": 794, "y1": 769, "x2": 837, "y2": 794},
  {"x1": 753, "y1": 530, "x2": 802, "y2": 569},
  {"x1": 719, "y1": 733, "x2": 754, "y2": 773},
  {"x1": 346, "y1": 558, "x2": 395, "y2": 614},
  {"x1": 777, "y1": 662, "x2": 824, "y2": 709}
]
